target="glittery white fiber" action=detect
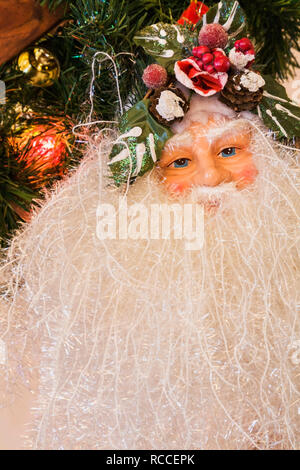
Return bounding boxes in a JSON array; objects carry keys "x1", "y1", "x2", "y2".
[
  {"x1": 0, "y1": 117, "x2": 299, "y2": 450},
  {"x1": 0, "y1": 339, "x2": 6, "y2": 365}
]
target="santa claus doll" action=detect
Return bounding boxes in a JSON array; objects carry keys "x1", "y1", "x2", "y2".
[{"x1": 0, "y1": 0, "x2": 299, "y2": 450}]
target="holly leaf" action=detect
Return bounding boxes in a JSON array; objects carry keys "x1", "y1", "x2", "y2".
[
  {"x1": 109, "y1": 99, "x2": 173, "y2": 186},
  {"x1": 134, "y1": 23, "x2": 197, "y2": 73},
  {"x1": 203, "y1": 0, "x2": 247, "y2": 45},
  {"x1": 257, "y1": 75, "x2": 300, "y2": 139}
]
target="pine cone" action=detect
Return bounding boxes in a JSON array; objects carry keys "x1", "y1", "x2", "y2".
[
  {"x1": 149, "y1": 83, "x2": 189, "y2": 127},
  {"x1": 220, "y1": 71, "x2": 264, "y2": 112}
]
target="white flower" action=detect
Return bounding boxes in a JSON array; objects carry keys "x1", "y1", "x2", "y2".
[
  {"x1": 156, "y1": 90, "x2": 185, "y2": 121},
  {"x1": 240, "y1": 70, "x2": 265, "y2": 92},
  {"x1": 229, "y1": 48, "x2": 255, "y2": 70}
]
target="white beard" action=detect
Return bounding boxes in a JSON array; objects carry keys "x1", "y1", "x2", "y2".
[{"x1": 0, "y1": 125, "x2": 299, "y2": 450}]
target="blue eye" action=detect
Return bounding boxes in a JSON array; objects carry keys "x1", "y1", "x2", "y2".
[
  {"x1": 173, "y1": 158, "x2": 190, "y2": 168},
  {"x1": 220, "y1": 147, "x2": 236, "y2": 158}
]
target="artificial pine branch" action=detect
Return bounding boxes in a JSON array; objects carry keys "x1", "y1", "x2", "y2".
[
  {"x1": 0, "y1": 136, "x2": 38, "y2": 244},
  {"x1": 39, "y1": 0, "x2": 71, "y2": 12}
]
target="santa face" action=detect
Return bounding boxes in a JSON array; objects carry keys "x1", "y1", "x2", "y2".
[{"x1": 158, "y1": 117, "x2": 258, "y2": 194}]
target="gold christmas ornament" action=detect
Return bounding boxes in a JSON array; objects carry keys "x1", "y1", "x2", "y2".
[{"x1": 17, "y1": 47, "x2": 60, "y2": 87}]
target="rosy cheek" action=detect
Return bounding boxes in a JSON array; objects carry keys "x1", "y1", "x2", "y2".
[
  {"x1": 165, "y1": 182, "x2": 189, "y2": 194},
  {"x1": 235, "y1": 166, "x2": 258, "y2": 186}
]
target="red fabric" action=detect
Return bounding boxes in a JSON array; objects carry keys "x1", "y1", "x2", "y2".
[
  {"x1": 177, "y1": 57, "x2": 223, "y2": 94},
  {"x1": 177, "y1": 1, "x2": 209, "y2": 26}
]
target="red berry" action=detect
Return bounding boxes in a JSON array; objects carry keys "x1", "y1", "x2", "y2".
[
  {"x1": 205, "y1": 64, "x2": 215, "y2": 74},
  {"x1": 142, "y1": 64, "x2": 168, "y2": 89},
  {"x1": 202, "y1": 53, "x2": 214, "y2": 65},
  {"x1": 192, "y1": 46, "x2": 210, "y2": 58},
  {"x1": 198, "y1": 23, "x2": 228, "y2": 49},
  {"x1": 236, "y1": 38, "x2": 253, "y2": 52},
  {"x1": 196, "y1": 60, "x2": 204, "y2": 70},
  {"x1": 213, "y1": 50, "x2": 225, "y2": 58},
  {"x1": 214, "y1": 56, "x2": 230, "y2": 73}
]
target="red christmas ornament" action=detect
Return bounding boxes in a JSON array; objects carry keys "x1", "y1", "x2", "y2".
[
  {"x1": 177, "y1": 1, "x2": 209, "y2": 26},
  {"x1": 9, "y1": 120, "x2": 70, "y2": 185},
  {"x1": 142, "y1": 64, "x2": 168, "y2": 89},
  {"x1": 198, "y1": 23, "x2": 228, "y2": 49}
]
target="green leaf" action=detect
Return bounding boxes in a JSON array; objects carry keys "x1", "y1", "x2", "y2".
[
  {"x1": 109, "y1": 99, "x2": 173, "y2": 186},
  {"x1": 258, "y1": 75, "x2": 300, "y2": 139},
  {"x1": 204, "y1": 1, "x2": 247, "y2": 45},
  {"x1": 134, "y1": 22, "x2": 197, "y2": 73}
]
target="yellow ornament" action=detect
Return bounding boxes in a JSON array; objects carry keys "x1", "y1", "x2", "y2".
[{"x1": 17, "y1": 47, "x2": 60, "y2": 87}]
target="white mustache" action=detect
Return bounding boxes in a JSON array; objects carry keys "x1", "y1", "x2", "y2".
[{"x1": 187, "y1": 182, "x2": 239, "y2": 203}]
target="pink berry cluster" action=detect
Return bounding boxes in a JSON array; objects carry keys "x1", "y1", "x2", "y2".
[
  {"x1": 192, "y1": 46, "x2": 230, "y2": 73},
  {"x1": 234, "y1": 38, "x2": 255, "y2": 57}
]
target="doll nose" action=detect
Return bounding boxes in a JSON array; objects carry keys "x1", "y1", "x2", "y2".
[
  {"x1": 193, "y1": 154, "x2": 232, "y2": 186},
  {"x1": 191, "y1": 145, "x2": 232, "y2": 186},
  {"x1": 201, "y1": 166, "x2": 231, "y2": 186}
]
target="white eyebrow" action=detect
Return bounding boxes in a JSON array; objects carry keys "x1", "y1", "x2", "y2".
[
  {"x1": 205, "y1": 119, "x2": 251, "y2": 142},
  {"x1": 164, "y1": 131, "x2": 193, "y2": 149},
  {"x1": 163, "y1": 119, "x2": 251, "y2": 153}
]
